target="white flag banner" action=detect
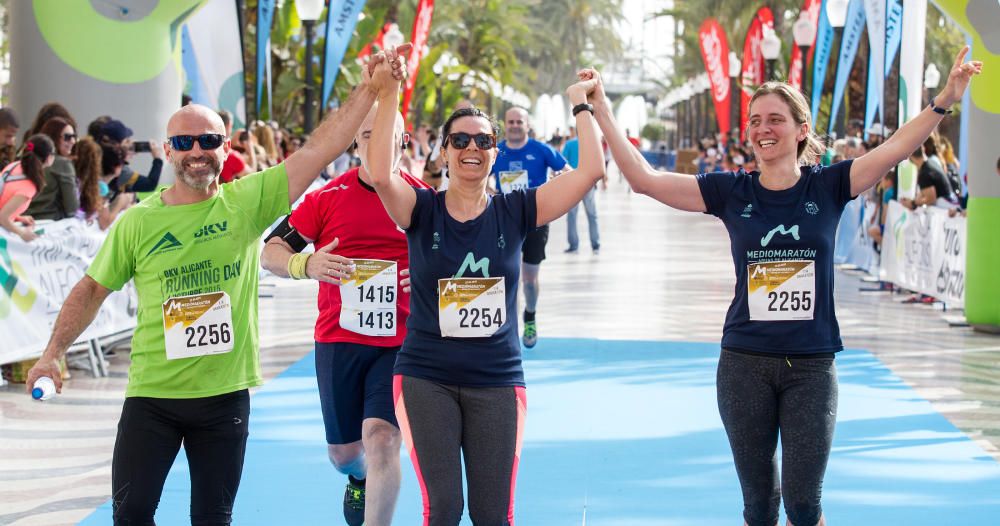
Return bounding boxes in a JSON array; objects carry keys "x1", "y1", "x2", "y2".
[
  {"x1": 898, "y1": 0, "x2": 927, "y2": 124},
  {"x1": 880, "y1": 201, "x2": 966, "y2": 307},
  {"x1": 0, "y1": 219, "x2": 138, "y2": 364},
  {"x1": 183, "y1": 0, "x2": 246, "y2": 129}
]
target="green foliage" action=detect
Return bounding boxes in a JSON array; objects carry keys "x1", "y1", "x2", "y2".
[{"x1": 641, "y1": 122, "x2": 665, "y2": 142}]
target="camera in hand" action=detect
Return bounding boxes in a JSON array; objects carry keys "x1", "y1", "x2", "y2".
[{"x1": 132, "y1": 141, "x2": 151, "y2": 153}]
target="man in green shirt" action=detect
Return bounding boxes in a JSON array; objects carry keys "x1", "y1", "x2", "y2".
[{"x1": 26, "y1": 48, "x2": 409, "y2": 525}]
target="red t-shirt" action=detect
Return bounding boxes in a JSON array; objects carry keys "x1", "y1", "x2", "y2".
[
  {"x1": 289, "y1": 167, "x2": 430, "y2": 346},
  {"x1": 219, "y1": 151, "x2": 248, "y2": 184}
]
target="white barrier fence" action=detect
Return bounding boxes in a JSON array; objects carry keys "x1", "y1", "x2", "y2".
[
  {"x1": 880, "y1": 200, "x2": 966, "y2": 307},
  {"x1": 0, "y1": 219, "x2": 138, "y2": 365}
]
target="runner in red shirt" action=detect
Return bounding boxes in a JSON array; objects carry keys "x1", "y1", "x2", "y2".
[{"x1": 261, "y1": 103, "x2": 428, "y2": 526}]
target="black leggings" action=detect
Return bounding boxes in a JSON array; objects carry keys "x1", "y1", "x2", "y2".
[
  {"x1": 716, "y1": 350, "x2": 837, "y2": 526},
  {"x1": 111, "y1": 390, "x2": 250, "y2": 526},
  {"x1": 394, "y1": 375, "x2": 526, "y2": 526}
]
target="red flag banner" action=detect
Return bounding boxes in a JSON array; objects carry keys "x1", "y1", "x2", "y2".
[
  {"x1": 698, "y1": 18, "x2": 731, "y2": 135},
  {"x1": 789, "y1": 0, "x2": 822, "y2": 90},
  {"x1": 357, "y1": 22, "x2": 391, "y2": 62},
  {"x1": 401, "y1": 0, "x2": 434, "y2": 122},
  {"x1": 741, "y1": 7, "x2": 774, "y2": 139}
]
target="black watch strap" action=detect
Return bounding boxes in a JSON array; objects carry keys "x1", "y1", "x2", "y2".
[
  {"x1": 572, "y1": 103, "x2": 595, "y2": 117},
  {"x1": 930, "y1": 97, "x2": 953, "y2": 115}
]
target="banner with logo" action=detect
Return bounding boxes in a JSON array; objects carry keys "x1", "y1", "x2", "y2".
[
  {"x1": 811, "y1": 0, "x2": 834, "y2": 124},
  {"x1": 698, "y1": 18, "x2": 731, "y2": 134},
  {"x1": 834, "y1": 195, "x2": 879, "y2": 274},
  {"x1": 322, "y1": 0, "x2": 368, "y2": 109},
  {"x1": 885, "y1": 0, "x2": 903, "y2": 79},
  {"x1": 256, "y1": 0, "x2": 276, "y2": 119},
  {"x1": 881, "y1": 201, "x2": 966, "y2": 307},
  {"x1": 402, "y1": 0, "x2": 435, "y2": 122},
  {"x1": 863, "y1": 0, "x2": 886, "y2": 139},
  {"x1": 789, "y1": 0, "x2": 822, "y2": 91},
  {"x1": 741, "y1": 7, "x2": 774, "y2": 139},
  {"x1": 182, "y1": 0, "x2": 246, "y2": 129},
  {"x1": 899, "y1": 0, "x2": 927, "y2": 124},
  {"x1": 1, "y1": 220, "x2": 138, "y2": 365},
  {"x1": 828, "y1": 0, "x2": 866, "y2": 135}
]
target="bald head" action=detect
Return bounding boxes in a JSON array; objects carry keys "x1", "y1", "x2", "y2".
[
  {"x1": 356, "y1": 103, "x2": 405, "y2": 177},
  {"x1": 504, "y1": 107, "x2": 530, "y2": 146},
  {"x1": 167, "y1": 104, "x2": 226, "y2": 137}
]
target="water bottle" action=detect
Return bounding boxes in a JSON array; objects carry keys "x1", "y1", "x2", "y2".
[{"x1": 31, "y1": 376, "x2": 56, "y2": 401}]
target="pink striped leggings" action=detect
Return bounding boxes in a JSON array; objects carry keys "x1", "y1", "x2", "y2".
[{"x1": 394, "y1": 375, "x2": 526, "y2": 526}]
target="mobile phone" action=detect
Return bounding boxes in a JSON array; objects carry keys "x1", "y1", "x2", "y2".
[{"x1": 132, "y1": 141, "x2": 151, "y2": 152}]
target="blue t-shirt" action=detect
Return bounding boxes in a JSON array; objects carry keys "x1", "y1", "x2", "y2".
[
  {"x1": 696, "y1": 161, "x2": 855, "y2": 355},
  {"x1": 561, "y1": 138, "x2": 580, "y2": 169},
  {"x1": 492, "y1": 138, "x2": 567, "y2": 191},
  {"x1": 396, "y1": 188, "x2": 538, "y2": 387}
]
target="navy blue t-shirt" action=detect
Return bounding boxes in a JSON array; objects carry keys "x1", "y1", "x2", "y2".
[
  {"x1": 492, "y1": 139, "x2": 567, "y2": 191},
  {"x1": 696, "y1": 161, "x2": 854, "y2": 355},
  {"x1": 396, "y1": 188, "x2": 538, "y2": 387}
]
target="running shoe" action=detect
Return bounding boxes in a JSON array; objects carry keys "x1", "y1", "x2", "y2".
[
  {"x1": 564, "y1": 246, "x2": 578, "y2": 253},
  {"x1": 343, "y1": 478, "x2": 365, "y2": 526},
  {"x1": 523, "y1": 320, "x2": 538, "y2": 348}
]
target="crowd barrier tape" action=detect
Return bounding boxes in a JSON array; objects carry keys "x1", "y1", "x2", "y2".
[
  {"x1": 880, "y1": 200, "x2": 966, "y2": 307},
  {"x1": 0, "y1": 219, "x2": 138, "y2": 365}
]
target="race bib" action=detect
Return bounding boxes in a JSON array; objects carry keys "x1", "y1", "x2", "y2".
[
  {"x1": 438, "y1": 277, "x2": 506, "y2": 338},
  {"x1": 747, "y1": 260, "x2": 815, "y2": 321},
  {"x1": 162, "y1": 292, "x2": 234, "y2": 360},
  {"x1": 340, "y1": 259, "x2": 397, "y2": 336},
  {"x1": 498, "y1": 170, "x2": 528, "y2": 193}
]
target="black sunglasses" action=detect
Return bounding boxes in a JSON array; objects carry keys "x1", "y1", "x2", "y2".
[
  {"x1": 168, "y1": 134, "x2": 225, "y2": 151},
  {"x1": 445, "y1": 132, "x2": 496, "y2": 150},
  {"x1": 63, "y1": 133, "x2": 77, "y2": 141}
]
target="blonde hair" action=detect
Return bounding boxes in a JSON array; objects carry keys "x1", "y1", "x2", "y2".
[
  {"x1": 939, "y1": 136, "x2": 958, "y2": 166},
  {"x1": 253, "y1": 125, "x2": 279, "y2": 163},
  {"x1": 746, "y1": 82, "x2": 826, "y2": 164}
]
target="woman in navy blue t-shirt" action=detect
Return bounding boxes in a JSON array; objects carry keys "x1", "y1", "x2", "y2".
[
  {"x1": 365, "y1": 52, "x2": 607, "y2": 524},
  {"x1": 581, "y1": 47, "x2": 980, "y2": 526}
]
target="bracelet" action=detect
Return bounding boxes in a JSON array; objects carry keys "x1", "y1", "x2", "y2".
[
  {"x1": 572, "y1": 103, "x2": 594, "y2": 117},
  {"x1": 287, "y1": 253, "x2": 311, "y2": 280},
  {"x1": 930, "y1": 97, "x2": 953, "y2": 115}
]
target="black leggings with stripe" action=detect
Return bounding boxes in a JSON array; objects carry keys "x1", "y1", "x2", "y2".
[{"x1": 394, "y1": 375, "x2": 526, "y2": 526}]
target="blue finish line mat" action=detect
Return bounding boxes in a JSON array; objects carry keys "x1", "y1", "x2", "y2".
[{"x1": 81, "y1": 339, "x2": 1000, "y2": 525}]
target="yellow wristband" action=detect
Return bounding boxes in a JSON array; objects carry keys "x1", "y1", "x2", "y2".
[{"x1": 287, "y1": 253, "x2": 311, "y2": 280}]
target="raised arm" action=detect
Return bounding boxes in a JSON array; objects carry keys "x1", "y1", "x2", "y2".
[
  {"x1": 368, "y1": 49, "x2": 417, "y2": 229},
  {"x1": 535, "y1": 70, "x2": 606, "y2": 225},
  {"x1": 587, "y1": 71, "x2": 707, "y2": 212},
  {"x1": 284, "y1": 44, "x2": 412, "y2": 205},
  {"x1": 850, "y1": 46, "x2": 982, "y2": 196},
  {"x1": 24, "y1": 276, "x2": 113, "y2": 393}
]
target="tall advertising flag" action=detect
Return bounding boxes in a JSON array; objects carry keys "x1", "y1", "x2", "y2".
[
  {"x1": 863, "y1": 0, "x2": 887, "y2": 139},
  {"x1": 828, "y1": 0, "x2": 866, "y2": 135},
  {"x1": 899, "y1": 0, "x2": 927, "y2": 124},
  {"x1": 741, "y1": 7, "x2": 774, "y2": 138},
  {"x1": 401, "y1": 0, "x2": 435, "y2": 122},
  {"x1": 322, "y1": 0, "x2": 368, "y2": 110},
  {"x1": 789, "y1": 0, "x2": 822, "y2": 91},
  {"x1": 811, "y1": 0, "x2": 833, "y2": 123},
  {"x1": 698, "y1": 18, "x2": 731, "y2": 134},
  {"x1": 884, "y1": 0, "x2": 903, "y2": 79},
  {"x1": 256, "y1": 0, "x2": 275, "y2": 119},
  {"x1": 183, "y1": 0, "x2": 246, "y2": 129}
]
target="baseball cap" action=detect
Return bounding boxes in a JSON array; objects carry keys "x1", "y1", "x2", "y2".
[{"x1": 100, "y1": 119, "x2": 133, "y2": 143}]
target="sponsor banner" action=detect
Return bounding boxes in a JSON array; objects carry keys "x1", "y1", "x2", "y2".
[
  {"x1": 699, "y1": 18, "x2": 731, "y2": 134},
  {"x1": 183, "y1": 0, "x2": 246, "y2": 129},
  {"x1": 811, "y1": 0, "x2": 834, "y2": 123},
  {"x1": 834, "y1": 195, "x2": 879, "y2": 275},
  {"x1": 863, "y1": 0, "x2": 887, "y2": 139},
  {"x1": 789, "y1": 0, "x2": 822, "y2": 91},
  {"x1": 322, "y1": 0, "x2": 368, "y2": 109},
  {"x1": 1, "y1": 219, "x2": 138, "y2": 365},
  {"x1": 402, "y1": 0, "x2": 435, "y2": 123},
  {"x1": 828, "y1": 0, "x2": 866, "y2": 135},
  {"x1": 256, "y1": 0, "x2": 275, "y2": 118},
  {"x1": 899, "y1": 0, "x2": 927, "y2": 124},
  {"x1": 741, "y1": 7, "x2": 774, "y2": 140},
  {"x1": 884, "y1": 0, "x2": 903, "y2": 80},
  {"x1": 881, "y1": 201, "x2": 966, "y2": 307}
]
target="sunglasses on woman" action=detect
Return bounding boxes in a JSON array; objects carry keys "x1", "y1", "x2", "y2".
[
  {"x1": 63, "y1": 133, "x2": 77, "y2": 141},
  {"x1": 445, "y1": 132, "x2": 496, "y2": 150},
  {"x1": 168, "y1": 134, "x2": 226, "y2": 151}
]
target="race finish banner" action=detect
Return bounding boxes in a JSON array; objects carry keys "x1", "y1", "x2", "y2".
[
  {"x1": 0, "y1": 219, "x2": 138, "y2": 364},
  {"x1": 881, "y1": 201, "x2": 966, "y2": 307}
]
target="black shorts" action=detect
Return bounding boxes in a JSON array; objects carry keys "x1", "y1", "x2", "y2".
[
  {"x1": 521, "y1": 224, "x2": 549, "y2": 264},
  {"x1": 315, "y1": 341, "x2": 399, "y2": 445}
]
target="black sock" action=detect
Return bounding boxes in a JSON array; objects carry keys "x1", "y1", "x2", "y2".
[
  {"x1": 524, "y1": 310, "x2": 536, "y2": 323},
  {"x1": 348, "y1": 475, "x2": 366, "y2": 487}
]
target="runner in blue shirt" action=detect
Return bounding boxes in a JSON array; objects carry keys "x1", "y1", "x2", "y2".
[
  {"x1": 491, "y1": 107, "x2": 568, "y2": 348},
  {"x1": 579, "y1": 47, "x2": 981, "y2": 526}
]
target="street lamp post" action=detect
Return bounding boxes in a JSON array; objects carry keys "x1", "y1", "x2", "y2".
[
  {"x1": 295, "y1": 0, "x2": 324, "y2": 134},
  {"x1": 826, "y1": 0, "x2": 849, "y2": 138},
  {"x1": 793, "y1": 11, "x2": 817, "y2": 96},
  {"x1": 729, "y1": 51, "x2": 741, "y2": 140},
  {"x1": 924, "y1": 63, "x2": 941, "y2": 106},
  {"x1": 760, "y1": 27, "x2": 781, "y2": 81}
]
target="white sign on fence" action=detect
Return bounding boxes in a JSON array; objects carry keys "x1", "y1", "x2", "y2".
[{"x1": 881, "y1": 201, "x2": 966, "y2": 307}]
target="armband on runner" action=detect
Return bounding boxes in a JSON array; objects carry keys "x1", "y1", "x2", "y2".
[{"x1": 264, "y1": 216, "x2": 308, "y2": 253}]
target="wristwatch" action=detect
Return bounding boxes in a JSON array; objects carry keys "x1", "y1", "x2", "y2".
[
  {"x1": 572, "y1": 103, "x2": 595, "y2": 117},
  {"x1": 929, "y1": 97, "x2": 953, "y2": 115}
]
